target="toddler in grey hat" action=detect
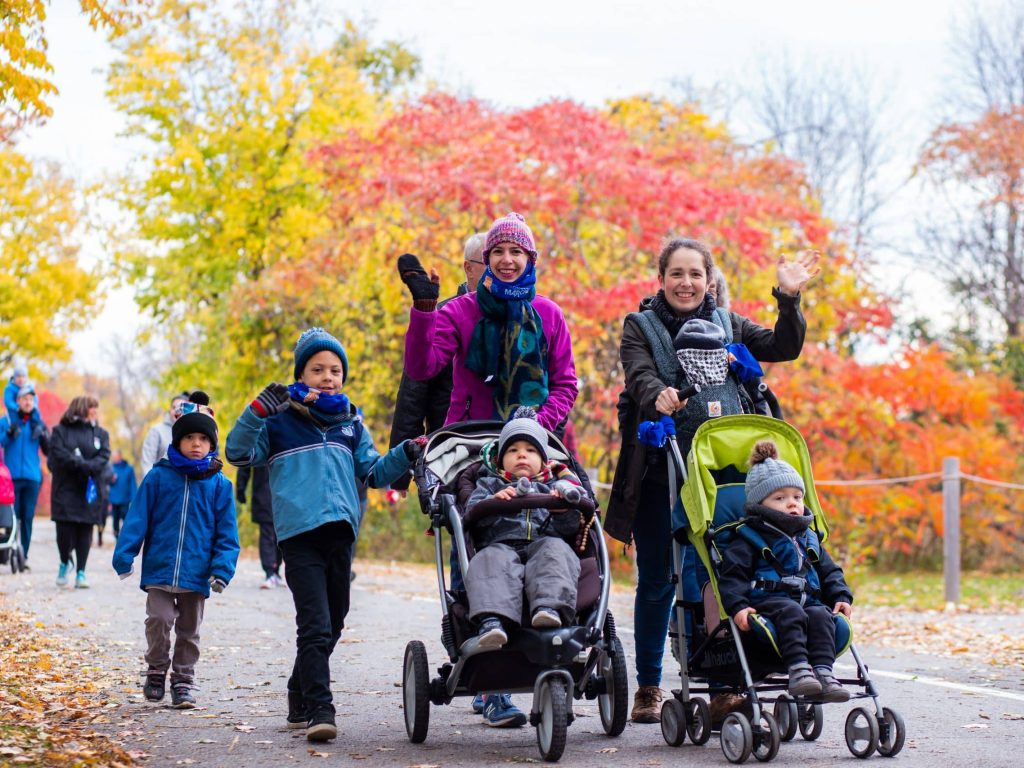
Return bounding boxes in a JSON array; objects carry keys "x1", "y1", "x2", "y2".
[{"x1": 717, "y1": 440, "x2": 855, "y2": 702}]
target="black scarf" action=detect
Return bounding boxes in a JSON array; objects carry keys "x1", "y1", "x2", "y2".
[
  {"x1": 648, "y1": 291, "x2": 716, "y2": 337},
  {"x1": 745, "y1": 502, "x2": 813, "y2": 537}
]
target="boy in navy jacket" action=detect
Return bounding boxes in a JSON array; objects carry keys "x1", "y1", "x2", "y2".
[
  {"x1": 226, "y1": 327, "x2": 422, "y2": 743},
  {"x1": 113, "y1": 391, "x2": 239, "y2": 709}
]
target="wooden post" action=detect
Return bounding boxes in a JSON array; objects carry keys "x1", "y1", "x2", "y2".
[{"x1": 942, "y1": 457, "x2": 961, "y2": 606}]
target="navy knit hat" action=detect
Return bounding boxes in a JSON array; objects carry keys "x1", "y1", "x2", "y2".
[
  {"x1": 498, "y1": 406, "x2": 549, "y2": 463},
  {"x1": 293, "y1": 327, "x2": 348, "y2": 382},
  {"x1": 745, "y1": 440, "x2": 805, "y2": 505},
  {"x1": 674, "y1": 318, "x2": 726, "y2": 350},
  {"x1": 172, "y1": 391, "x2": 218, "y2": 451}
]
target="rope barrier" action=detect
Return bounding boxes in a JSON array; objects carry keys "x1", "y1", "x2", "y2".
[{"x1": 960, "y1": 472, "x2": 1024, "y2": 491}]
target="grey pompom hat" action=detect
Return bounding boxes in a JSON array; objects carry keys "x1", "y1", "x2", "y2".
[
  {"x1": 745, "y1": 441, "x2": 805, "y2": 504},
  {"x1": 498, "y1": 406, "x2": 549, "y2": 463}
]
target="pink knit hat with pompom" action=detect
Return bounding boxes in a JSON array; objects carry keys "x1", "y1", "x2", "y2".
[{"x1": 483, "y1": 212, "x2": 537, "y2": 259}]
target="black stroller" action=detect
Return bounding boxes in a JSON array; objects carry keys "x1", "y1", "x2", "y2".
[{"x1": 400, "y1": 420, "x2": 628, "y2": 762}]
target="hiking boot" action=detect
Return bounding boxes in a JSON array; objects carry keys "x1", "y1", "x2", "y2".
[
  {"x1": 477, "y1": 617, "x2": 508, "y2": 649},
  {"x1": 170, "y1": 683, "x2": 196, "y2": 709},
  {"x1": 531, "y1": 607, "x2": 561, "y2": 628},
  {"x1": 709, "y1": 692, "x2": 750, "y2": 729},
  {"x1": 471, "y1": 693, "x2": 486, "y2": 714},
  {"x1": 56, "y1": 562, "x2": 69, "y2": 588},
  {"x1": 74, "y1": 570, "x2": 89, "y2": 589},
  {"x1": 815, "y1": 668, "x2": 851, "y2": 703},
  {"x1": 631, "y1": 685, "x2": 664, "y2": 723},
  {"x1": 143, "y1": 672, "x2": 166, "y2": 702},
  {"x1": 788, "y1": 663, "x2": 823, "y2": 697},
  {"x1": 482, "y1": 694, "x2": 527, "y2": 728},
  {"x1": 306, "y1": 710, "x2": 337, "y2": 741},
  {"x1": 286, "y1": 690, "x2": 307, "y2": 729}
]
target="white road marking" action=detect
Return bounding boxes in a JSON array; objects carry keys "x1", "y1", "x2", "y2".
[{"x1": 835, "y1": 663, "x2": 1024, "y2": 703}]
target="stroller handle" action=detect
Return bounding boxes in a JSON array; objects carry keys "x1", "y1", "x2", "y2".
[{"x1": 462, "y1": 493, "x2": 596, "y2": 527}]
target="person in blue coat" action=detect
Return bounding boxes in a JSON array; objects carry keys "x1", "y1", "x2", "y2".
[
  {"x1": 0, "y1": 383, "x2": 49, "y2": 563},
  {"x1": 113, "y1": 390, "x2": 239, "y2": 710},
  {"x1": 226, "y1": 327, "x2": 423, "y2": 743},
  {"x1": 107, "y1": 450, "x2": 138, "y2": 539}
]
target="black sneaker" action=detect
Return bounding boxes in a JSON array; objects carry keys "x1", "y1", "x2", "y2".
[
  {"x1": 286, "y1": 690, "x2": 307, "y2": 729},
  {"x1": 477, "y1": 617, "x2": 508, "y2": 649},
  {"x1": 306, "y1": 709, "x2": 337, "y2": 742},
  {"x1": 170, "y1": 683, "x2": 196, "y2": 709},
  {"x1": 143, "y1": 672, "x2": 166, "y2": 702}
]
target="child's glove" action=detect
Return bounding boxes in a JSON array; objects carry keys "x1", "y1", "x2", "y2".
[
  {"x1": 209, "y1": 576, "x2": 227, "y2": 593},
  {"x1": 235, "y1": 488, "x2": 247, "y2": 504},
  {"x1": 515, "y1": 476, "x2": 532, "y2": 496},
  {"x1": 397, "y1": 254, "x2": 440, "y2": 311},
  {"x1": 404, "y1": 435, "x2": 428, "y2": 461},
  {"x1": 251, "y1": 382, "x2": 290, "y2": 418},
  {"x1": 6, "y1": 422, "x2": 19, "y2": 438},
  {"x1": 31, "y1": 424, "x2": 46, "y2": 440},
  {"x1": 560, "y1": 485, "x2": 582, "y2": 505}
]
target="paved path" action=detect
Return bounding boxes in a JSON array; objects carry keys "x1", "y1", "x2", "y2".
[{"x1": 2, "y1": 520, "x2": 1022, "y2": 766}]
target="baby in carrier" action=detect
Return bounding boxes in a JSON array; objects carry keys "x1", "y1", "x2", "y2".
[
  {"x1": 717, "y1": 440, "x2": 854, "y2": 702},
  {"x1": 462, "y1": 409, "x2": 587, "y2": 648}
]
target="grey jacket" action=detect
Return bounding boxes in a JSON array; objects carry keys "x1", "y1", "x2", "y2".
[{"x1": 465, "y1": 473, "x2": 582, "y2": 550}]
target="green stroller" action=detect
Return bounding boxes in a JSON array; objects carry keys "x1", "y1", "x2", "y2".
[{"x1": 647, "y1": 413, "x2": 905, "y2": 763}]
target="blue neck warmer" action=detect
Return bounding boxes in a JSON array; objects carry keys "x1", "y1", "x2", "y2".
[
  {"x1": 482, "y1": 259, "x2": 537, "y2": 301},
  {"x1": 288, "y1": 382, "x2": 351, "y2": 415},
  {"x1": 167, "y1": 445, "x2": 216, "y2": 476}
]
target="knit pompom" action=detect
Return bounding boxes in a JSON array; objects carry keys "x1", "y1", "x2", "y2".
[
  {"x1": 749, "y1": 440, "x2": 779, "y2": 466},
  {"x1": 510, "y1": 405, "x2": 538, "y2": 421},
  {"x1": 189, "y1": 390, "x2": 210, "y2": 406}
]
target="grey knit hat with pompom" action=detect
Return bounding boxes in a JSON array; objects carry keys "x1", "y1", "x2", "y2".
[
  {"x1": 498, "y1": 406, "x2": 549, "y2": 463},
  {"x1": 745, "y1": 440, "x2": 805, "y2": 504}
]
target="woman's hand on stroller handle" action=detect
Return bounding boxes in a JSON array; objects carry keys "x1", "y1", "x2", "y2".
[
  {"x1": 655, "y1": 383, "x2": 702, "y2": 415},
  {"x1": 733, "y1": 606, "x2": 757, "y2": 631}
]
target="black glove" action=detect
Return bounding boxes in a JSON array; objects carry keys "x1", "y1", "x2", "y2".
[
  {"x1": 209, "y1": 576, "x2": 227, "y2": 594},
  {"x1": 6, "y1": 422, "x2": 19, "y2": 439},
  {"x1": 235, "y1": 490, "x2": 247, "y2": 504},
  {"x1": 251, "y1": 382, "x2": 290, "y2": 418},
  {"x1": 31, "y1": 424, "x2": 45, "y2": 441},
  {"x1": 404, "y1": 435, "x2": 428, "y2": 461},
  {"x1": 397, "y1": 253, "x2": 440, "y2": 310}
]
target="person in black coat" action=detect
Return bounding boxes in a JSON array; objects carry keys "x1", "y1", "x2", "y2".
[
  {"x1": 236, "y1": 464, "x2": 283, "y2": 588},
  {"x1": 47, "y1": 395, "x2": 111, "y2": 589},
  {"x1": 387, "y1": 232, "x2": 488, "y2": 491}
]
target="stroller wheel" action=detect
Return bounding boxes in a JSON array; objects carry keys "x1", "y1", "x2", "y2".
[
  {"x1": 845, "y1": 706, "x2": 880, "y2": 758},
  {"x1": 720, "y1": 712, "x2": 753, "y2": 764},
  {"x1": 797, "y1": 702, "x2": 824, "y2": 741},
  {"x1": 536, "y1": 677, "x2": 568, "y2": 762},
  {"x1": 660, "y1": 698, "x2": 687, "y2": 747},
  {"x1": 402, "y1": 641, "x2": 430, "y2": 743},
  {"x1": 598, "y1": 635, "x2": 628, "y2": 737},
  {"x1": 773, "y1": 694, "x2": 798, "y2": 742},
  {"x1": 686, "y1": 697, "x2": 712, "y2": 745},
  {"x1": 751, "y1": 711, "x2": 780, "y2": 762},
  {"x1": 876, "y1": 707, "x2": 906, "y2": 757}
]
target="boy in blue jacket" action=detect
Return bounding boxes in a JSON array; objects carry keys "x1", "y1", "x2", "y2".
[
  {"x1": 226, "y1": 327, "x2": 422, "y2": 743},
  {"x1": 0, "y1": 383, "x2": 49, "y2": 562},
  {"x1": 113, "y1": 391, "x2": 239, "y2": 710}
]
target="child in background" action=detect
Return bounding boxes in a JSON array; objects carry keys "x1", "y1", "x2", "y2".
[
  {"x1": 225, "y1": 327, "x2": 422, "y2": 743},
  {"x1": 4, "y1": 365, "x2": 28, "y2": 423},
  {"x1": 717, "y1": 440, "x2": 853, "y2": 702},
  {"x1": 113, "y1": 391, "x2": 239, "y2": 709}
]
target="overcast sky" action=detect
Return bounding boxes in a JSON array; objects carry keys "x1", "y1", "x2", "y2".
[{"x1": 22, "y1": 0, "x2": 972, "y2": 374}]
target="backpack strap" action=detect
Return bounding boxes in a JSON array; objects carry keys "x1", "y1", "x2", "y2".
[
  {"x1": 627, "y1": 311, "x2": 684, "y2": 387},
  {"x1": 712, "y1": 307, "x2": 734, "y2": 344}
]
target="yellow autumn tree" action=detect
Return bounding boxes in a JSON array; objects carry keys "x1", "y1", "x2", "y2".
[{"x1": 0, "y1": 146, "x2": 100, "y2": 369}]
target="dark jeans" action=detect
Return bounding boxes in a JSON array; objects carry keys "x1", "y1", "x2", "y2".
[
  {"x1": 257, "y1": 521, "x2": 281, "y2": 577},
  {"x1": 55, "y1": 521, "x2": 93, "y2": 571},
  {"x1": 632, "y1": 480, "x2": 674, "y2": 688},
  {"x1": 12, "y1": 479, "x2": 40, "y2": 557},
  {"x1": 754, "y1": 597, "x2": 837, "y2": 668},
  {"x1": 280, "y1": 521, "x2": 354, "y2": 717},
  {"x1": 110, "y1": 503, "x2": 130, "y2": 537}
]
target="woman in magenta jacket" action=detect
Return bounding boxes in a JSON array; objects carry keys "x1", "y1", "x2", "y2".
[{"x1": 398, "y1": 212, "x2": 578, "y2": 432}]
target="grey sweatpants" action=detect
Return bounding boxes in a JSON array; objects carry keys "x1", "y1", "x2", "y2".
[
  {"x1": 145, "y1": 587, "x2": 205, "y2": 685},
  {"x1": 466, "y1": 537, "x2": 581, "y2": 626}
]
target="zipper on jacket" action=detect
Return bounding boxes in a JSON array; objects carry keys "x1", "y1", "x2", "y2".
[
  {"x1": 172, "y1": 477, "x2": 190, "y2": 587},
  {"x1": 460, "y1": 397, "x2": 472, "y2": 421},
  {"x1": 526, "y1": 510, "x2": 532, "y2": 541}
]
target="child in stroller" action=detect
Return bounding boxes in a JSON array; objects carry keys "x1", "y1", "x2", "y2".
[
  {"x1": 463, "y1": 409, "x2": 590, "y2": 647},
  {"x1": 0, "y1": 461, "x2": 27, "y2": 572},
  {"x1": 651, "y1": 414, "x2": 905, "y2": 763},
  {"x1": 401, "y1": 416, "x2": 628, "y2": 762}
]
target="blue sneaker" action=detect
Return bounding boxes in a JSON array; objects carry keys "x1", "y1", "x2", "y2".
[
  {"x1": 471, "y1": 694, "x2": 485, "y2": 714},
  {"x1": 482, "y1": 694, "x2": 527, "y2": 728}
]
